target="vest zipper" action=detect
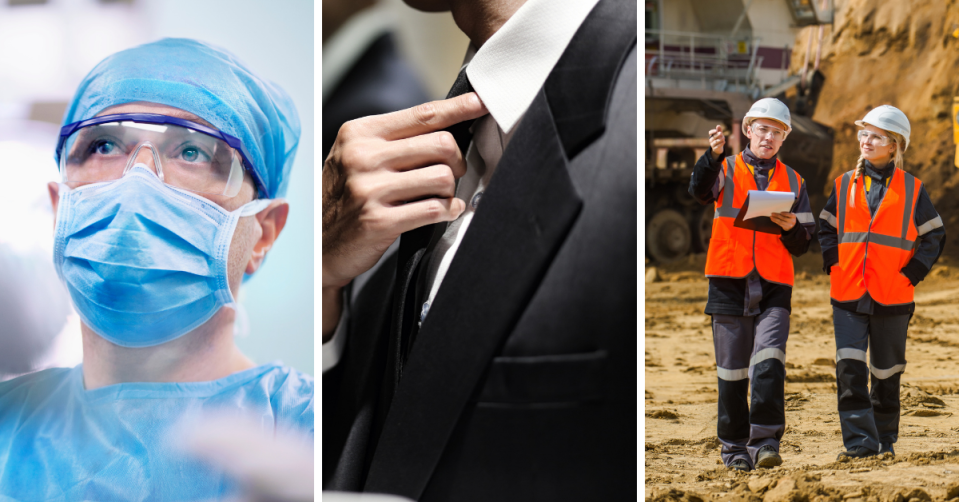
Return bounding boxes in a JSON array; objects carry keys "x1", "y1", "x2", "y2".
[{"x1": 860, "y1": 171, "x2": 891, "y2": 292}]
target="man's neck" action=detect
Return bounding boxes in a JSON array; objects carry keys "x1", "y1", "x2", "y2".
[
  {"x1": 742, "y1": 147, "x2": 776, "y2": 169},
  {"x1": 450, "y1": 0, "x2": 527, "y2": 48},
  {"x1": 81, "y1": 308, "x2": 256, "y2": 390}
]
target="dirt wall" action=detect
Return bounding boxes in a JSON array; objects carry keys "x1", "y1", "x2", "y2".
[{"x1": 791, "y1": 0, "x2": 959, "y2": 253}]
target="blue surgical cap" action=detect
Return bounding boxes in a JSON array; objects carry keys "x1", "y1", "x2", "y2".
[{"x1": 62, "y1": 38, "x2": 300, "y2": 199}]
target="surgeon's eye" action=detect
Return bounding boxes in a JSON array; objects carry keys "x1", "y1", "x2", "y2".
[
  {"x1": 177, "y1": 144, "x2": 212, "y2": 163},
  {"x1": 92, "y1": 139, "x2": 119, "y2": 156}
]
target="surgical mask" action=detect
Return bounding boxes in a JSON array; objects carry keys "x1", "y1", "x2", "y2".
[{"x1": 53, "y1": 164, "x2": 269, "y2": 347}]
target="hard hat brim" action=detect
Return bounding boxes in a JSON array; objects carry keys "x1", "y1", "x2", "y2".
[
  {"x1": 855, "y1": 120, "x2": 909, "y2": 151},
  {"x1": 743, "y1": 116, "x2": 791, "y2": 134}
]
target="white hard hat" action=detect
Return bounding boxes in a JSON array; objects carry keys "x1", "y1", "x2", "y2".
[
  {"x1": 742, "y1": 98, "x2": 792, "y2": 134},
  {"x1": 856, "y1": 105, "x2": 911, "y2": 151}
]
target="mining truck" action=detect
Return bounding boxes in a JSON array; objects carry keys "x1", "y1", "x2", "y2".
[{"x1": 645, "y1": 0, "x2": 835, "y2": 263}]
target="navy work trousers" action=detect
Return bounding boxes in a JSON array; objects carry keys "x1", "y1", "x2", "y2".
[
  {"x1": 712, "y1": 307, "x2": 789, "y2": 468},
  {"x1": 832, "y1": 307, "x2": 909, "y2": 451}
]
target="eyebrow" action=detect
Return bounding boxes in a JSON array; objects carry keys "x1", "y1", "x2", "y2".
[
  {"x1": 149, "y1": 110, "x2": 217, "y2": 129},
  {"x1": 164, "y1": 110, "x2": 208, "y2": 124},
  {"x1": 96, "y1": 107, "x2": 216, "y2": 129}
]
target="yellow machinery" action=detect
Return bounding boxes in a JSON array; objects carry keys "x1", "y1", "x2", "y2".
[{"x1": 953, "y1": 96, "x2": 959, "y2": 168}]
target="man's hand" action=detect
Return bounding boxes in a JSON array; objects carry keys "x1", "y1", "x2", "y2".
[
  {"x1": 322, "y1": 93, "x2": 488, "y2": 340},
  {"x1": 708, "y1": 124, "x2": 726, "y2": 159},
  {"x1": 771, "y1": 211, "x2": 796, "y2": 231}
]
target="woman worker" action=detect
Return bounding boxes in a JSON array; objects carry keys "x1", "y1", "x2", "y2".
[{"x1": 819, "y1": 105, "x2": 945, "y2": 459}]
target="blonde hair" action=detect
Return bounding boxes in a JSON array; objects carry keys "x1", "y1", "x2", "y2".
[{"x1": 851, "y1": 130, "x2": 906, "y2": 207}]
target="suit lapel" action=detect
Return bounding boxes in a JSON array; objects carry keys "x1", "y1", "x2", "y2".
[
  {"x1": 363, "y1": 0, "x2": 637, "y2": 497},
  {"x1": 545, "y1": 0, "x2": 637, "y2": 159}
]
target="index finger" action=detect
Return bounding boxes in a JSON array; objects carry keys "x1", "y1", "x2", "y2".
[{"x1": 372, "y1": 93, "x2": 489, "y2": 140}]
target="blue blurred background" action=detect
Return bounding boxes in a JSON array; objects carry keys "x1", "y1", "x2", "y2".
[{"x1": 0, "y1": 0, "x2": 314, "y2": 377}]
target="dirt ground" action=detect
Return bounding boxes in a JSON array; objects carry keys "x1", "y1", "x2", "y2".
[{"x1": 645, "y1": 252, "x2": 959, "y2": 502}]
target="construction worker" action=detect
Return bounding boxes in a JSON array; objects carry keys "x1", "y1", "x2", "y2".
[
  {"x1": 689, "y1": 97, "x2": 816, "y2": 472},
  {"x1": 819, "y1": 105, "x2": 945, "y2": 459}
]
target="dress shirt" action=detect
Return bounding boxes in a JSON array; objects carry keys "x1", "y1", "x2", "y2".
[{"x1": 324, "y1": 0, "x2": 601, "y2": 370}]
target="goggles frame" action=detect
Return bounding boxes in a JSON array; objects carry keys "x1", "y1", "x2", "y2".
[
  {"x1": 57, "y1": 113, "x2": 266, "y2": 197},
  {"x1": 856, "y1": 129, "x2": 892, "y2": 147},
  {"x1": 750, "y1": 123, "x2": 787, "y2": 141}
]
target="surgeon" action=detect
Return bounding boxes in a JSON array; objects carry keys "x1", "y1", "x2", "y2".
[{"x1": 0, "y1": 39, "x2": 312, "y2": 500}]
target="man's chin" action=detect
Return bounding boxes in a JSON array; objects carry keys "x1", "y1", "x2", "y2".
[
  {"x1": 755, "y1": 147, "x2": 778, "y2": 160},
  {"x1": 401, "y1": 0, "x2": 451, "y2": 12}
]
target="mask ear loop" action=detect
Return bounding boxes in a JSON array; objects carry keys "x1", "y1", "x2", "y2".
[
  {"x1": 237, "y1": 198, "x2": 272, "y2": 217},
  {"x1": 122, "y1": 141, "x2": 164, "y2": 181}
]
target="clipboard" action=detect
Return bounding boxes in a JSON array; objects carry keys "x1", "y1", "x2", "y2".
[{"x1": 733, "y1": 191, "x2": 797, "y2": 235}]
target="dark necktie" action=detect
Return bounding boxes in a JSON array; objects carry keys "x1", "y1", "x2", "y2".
[
  {"x1": 399, "y1": 66, "x2": 479, "y2": 361},
  {"x1": 374, "y1": 66, "x2": 480, "y2": 437},
  {"x1": 443, "y1": 65, "x2": 478, "y2": 156}
]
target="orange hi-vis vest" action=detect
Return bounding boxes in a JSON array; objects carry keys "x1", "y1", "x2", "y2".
[
  {"x1": 704, "y1": 153, "x2": 802, "y2": 286},
  {"x1": 829, "y1": 168, "x2": 921, "y2": 306}
]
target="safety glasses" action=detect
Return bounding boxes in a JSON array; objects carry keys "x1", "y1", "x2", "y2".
[
  {"x1": 57, "y1": 113, "x2": 258, "y2": 198},
  {"x1": 857, "y1": 129, "x2": 892, "y2": 147},
  {"x1": 750, "y1": 124, "x2": 786, "y2": 141}
]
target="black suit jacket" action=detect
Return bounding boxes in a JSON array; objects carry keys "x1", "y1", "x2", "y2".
[{"x1": 323, "y1": 1, "x2": 638, "y2": 500}]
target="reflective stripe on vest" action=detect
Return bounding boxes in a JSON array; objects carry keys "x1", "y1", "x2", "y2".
[
  {"x1": 704, "y1": 152, "x2": 802, "y2": 286},
  {"x1": 830, "y1": 168, "x2": 920, "y2": 305},
  {"x1": 714, "y1": 155, "x2": 799, "y2": 219}
]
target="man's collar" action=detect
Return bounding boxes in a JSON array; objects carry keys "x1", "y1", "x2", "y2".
[
  {"x1": 742, "y1": 147, "x2": 776, "y2": 171},
  {"x1": 464, "y1": 0, "x2": 600, "y2": 133}
]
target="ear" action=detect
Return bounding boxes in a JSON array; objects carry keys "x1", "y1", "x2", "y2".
[
  {"x1": 245, "y1": 199, "x2": 290, "y2": 275},
  {"x1": 48, "y1": 182, "x2": 60, "y2": 228}
]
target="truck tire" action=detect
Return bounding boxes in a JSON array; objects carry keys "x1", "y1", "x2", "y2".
[
  {"x1": 647, "y1": 209, "x2": 691, "y2": 264},
  {"x1": 692, "y1": 205, "x2": 713, "y2": 253}
]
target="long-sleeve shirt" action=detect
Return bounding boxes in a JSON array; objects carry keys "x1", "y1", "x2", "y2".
[
  {"x1": 818, "y1": 160, "x2": 945, "y2": 315},
  {"x1": 688, "y1": 146, "x2": 816, "y2": 316}
]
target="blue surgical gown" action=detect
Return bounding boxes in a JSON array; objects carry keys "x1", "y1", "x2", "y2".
[{"x1": 0, "y1": 362, "x2": 313, "y2": 501}]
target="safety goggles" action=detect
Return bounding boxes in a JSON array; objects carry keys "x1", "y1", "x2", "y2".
[
  {"x1": 856, "y1": 129, "x2": 892, "y2": 147},
  {"x1": 57, "y1": 113, "x2": 257, "y2": 198},
  {"x1": 750, "y1": 124, "x2": 787, "y2": 141}
]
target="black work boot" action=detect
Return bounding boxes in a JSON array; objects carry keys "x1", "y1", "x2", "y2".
[
  {"x1": 728, "y1": 458, "x2": 751, "y2": 471},
  {"x1": 879, "y1": 442, "x2": 895, "y2": 457},
  {"x1": 755, "y1": 445, "x2": 783, "y2": 468},
  {"x1": 837, "y1": 445, "x2": 878, "y2": 460}
]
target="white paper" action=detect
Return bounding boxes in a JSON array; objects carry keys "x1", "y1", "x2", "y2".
[{"x1": 742, "y1": 190, "x2": 795, "y2": 220}]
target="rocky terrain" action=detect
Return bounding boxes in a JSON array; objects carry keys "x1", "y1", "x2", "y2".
[{"x1": 645, "y1": 254, "x2": 959, "y2": 501}]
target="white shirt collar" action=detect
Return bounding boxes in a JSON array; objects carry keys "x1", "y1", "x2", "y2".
[{"x1": 464, "y1": 0, "x2": 600, "y2": 133}]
